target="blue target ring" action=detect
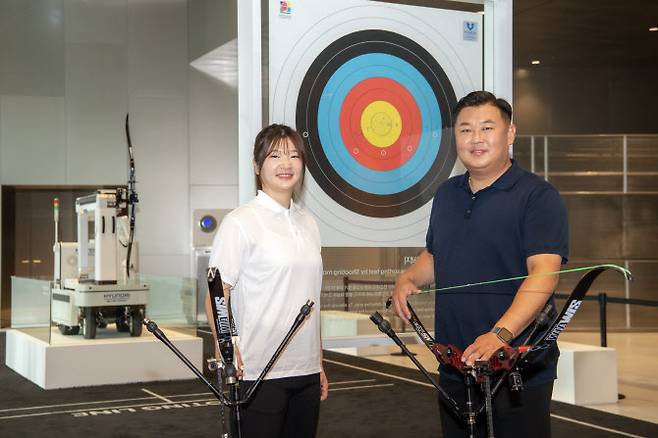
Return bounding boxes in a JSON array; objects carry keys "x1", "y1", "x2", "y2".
[
  {"x1": 296, "y1": 30, "x2": 457, "y2": 218},
  {"x1": 317, "y1": 53, "x2": 442, "y2": 195}
]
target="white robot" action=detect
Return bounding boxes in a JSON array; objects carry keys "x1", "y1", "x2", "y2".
[{"x1": 51, "y1": 115, "x2": 149, "y2": 339}]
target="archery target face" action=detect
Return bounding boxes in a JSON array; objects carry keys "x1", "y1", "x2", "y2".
[
  {"x1": 297, "y1": 29, "x2": 456, "y2": 218},
  {"x1": 270, "y1": 0, "x2": 481, "y2": 245}
]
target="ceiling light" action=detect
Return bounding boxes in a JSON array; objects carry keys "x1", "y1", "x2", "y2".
[
  {"x1": 650, "y1": 27, "x2": 658, "y2": 32},
  {"x1": 531, "y1": 60, "x2": 541, "y2": 65}
]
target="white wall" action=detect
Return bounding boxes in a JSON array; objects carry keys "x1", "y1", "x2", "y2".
[
  {"x1": 188, "y1": 0, "x2": 239, "y2": 218},
  {"x1": 0, "y1": 0, "x2": 239, "y2": 290},
  {"x1": 189, "y1": 69, "x2": 238, "y2": 211}
]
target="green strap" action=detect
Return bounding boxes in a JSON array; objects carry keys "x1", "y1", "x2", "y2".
[{"x1": 417, "y1": 263, "x2": 632, "y2": 295}]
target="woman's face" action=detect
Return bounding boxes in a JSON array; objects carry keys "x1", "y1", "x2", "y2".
[{"x1": 256, "y1": 137, "x2": 304, "y2": 198}]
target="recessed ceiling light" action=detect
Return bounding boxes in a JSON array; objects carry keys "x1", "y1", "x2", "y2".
[
  {"x1": 650, "y1": 27, "x2": 658, "y2": 32},
  {"x1": 531, "y1": 60, "x2": 541, "y2": 65},
  {"x1": 477, "y1": 11, "x2": 485, "y2": 15}
]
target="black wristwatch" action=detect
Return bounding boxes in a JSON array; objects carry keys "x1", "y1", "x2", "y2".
[{"x1": 490, "y1": 326, "x2": 514, "y2": 344}]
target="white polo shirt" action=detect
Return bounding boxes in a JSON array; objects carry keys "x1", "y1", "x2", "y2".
[{"x1": 209, "y1": 190, "x2": 322, "y2": 381}]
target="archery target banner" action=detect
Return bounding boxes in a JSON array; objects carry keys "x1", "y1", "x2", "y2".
[{"x1": 269, "y1": 0, "x2": 482, "y2": 246}]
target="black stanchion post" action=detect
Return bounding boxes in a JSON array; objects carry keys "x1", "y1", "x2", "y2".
[{"x1": 598, "y1": 292, "x2": 608, "y2": 347}]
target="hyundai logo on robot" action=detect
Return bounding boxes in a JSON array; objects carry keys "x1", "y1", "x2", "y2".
[{"x1": 104, "y1": 292, "x2": 130, "y2": 303}]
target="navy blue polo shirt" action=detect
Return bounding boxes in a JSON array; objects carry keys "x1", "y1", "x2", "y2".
[{"x1": 426, "y1": 160, "x2": 568, "y2": 385}]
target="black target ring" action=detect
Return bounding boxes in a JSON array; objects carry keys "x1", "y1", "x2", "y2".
[{"x1": 296, "y1": 29, "x2": 457, "y2": 218}]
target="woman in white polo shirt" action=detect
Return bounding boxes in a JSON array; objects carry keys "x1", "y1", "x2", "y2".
[{"x1": 207, "y1": 124, "x2": 328, "y2": 438}]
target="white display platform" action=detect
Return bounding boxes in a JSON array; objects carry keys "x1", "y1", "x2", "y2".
[
  {"x1": 321, "y1": 310, "x2": 380, "y2": 338},
  {"x1": 553, "y1": 341, "x2": 618, "y2": 405},
  {"x1": 5, "y1": 326, "x2": 202, "y2": 389},
  {"x1": 320, "y1": 310, "x2": 422, "y2": 351}
]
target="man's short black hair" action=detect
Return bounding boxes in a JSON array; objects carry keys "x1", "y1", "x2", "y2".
[{"x1": 453, "y1": 90, "x2": 512, "y2": 123}]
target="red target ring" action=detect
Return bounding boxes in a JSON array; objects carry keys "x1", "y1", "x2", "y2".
[{"x1": 339, "y1": 77, "x2": 422, "y2": 171}]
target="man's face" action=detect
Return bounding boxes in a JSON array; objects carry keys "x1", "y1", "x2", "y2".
[{"x1": 454, "y1": 103, "x2": 516, "y2": 174}]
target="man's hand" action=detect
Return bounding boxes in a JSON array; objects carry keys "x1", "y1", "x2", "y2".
[
  {"x1": 320, "y1": 369, "x2": 329, "y2": 401},
  {"x1": 391, "y1": 277, "x2": 419, "y2": 322},
  {"x1": 391, "y1": 250, "x2": 435, "y2": 322},
  {"x1": 461, "y1": 332, "x2": 506, "y2": 366}
]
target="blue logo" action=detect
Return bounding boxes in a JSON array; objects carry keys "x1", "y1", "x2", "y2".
[{"x1": 463, "y1": 21, "x2": 478, "y2": 41}]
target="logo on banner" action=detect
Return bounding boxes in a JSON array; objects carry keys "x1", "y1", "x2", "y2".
[
  {"x1": 280, "y1": 1, "x2": 292, "y2": 17},
  {"x1": 463, "y1": 21, "x2": 478, "y2": 41}
]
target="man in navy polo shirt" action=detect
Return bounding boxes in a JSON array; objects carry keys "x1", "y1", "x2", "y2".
[{"x1": 392, "y1": 90, "x2": 568, "y2": 438}]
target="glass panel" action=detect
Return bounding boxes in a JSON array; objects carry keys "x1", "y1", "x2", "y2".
[
  {"x1": 623, "y1": 196, "x2": 658, "y2": 259},
  {"x1": 513, "y1": 135, "x2": 533, "y2": 170},
  {"x1": 550, "y1": 175, "x2": 623, "y2": 192},
  {"x1": 547, "y1": 136, "x2": 623, "y2": 173},
  {"x1": 141, "y1": 274, "x2": 198, "y2": 336},
  {"x1": 10, "y1": 274, "x2": 197, "y2": 344},
  {"x1": 627, "y1": 135, "x2": 658, "y2": 192},
  {"x1": 543, "y1": 136, "x2": 624, "y2": 192},
  {"x1": 534, "y1": 137, "x2": 547, "y2": 178},
  {"x1": 11, "y1": 276, "x2": 52, "y2": 343},
  {"x1": 321, "y1": 248, "x2": 429, "y2": 339},
  {"x1": 562, "y1": 195, "x2": 623, "y2": 259},
  {"x1": 628, "y1": 135, "x2": 658, "y2": 174}
]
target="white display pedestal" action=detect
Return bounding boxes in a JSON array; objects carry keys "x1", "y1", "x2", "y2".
[
  {"x1": 5, "y1": 327, "x2": 202, "y2": 389},
  {"x1": 552, "y1": 341, "x2": 618, "y2": 405},
  {"x1": 321, "y1": 310, "x2": 380, "y2": 338}
]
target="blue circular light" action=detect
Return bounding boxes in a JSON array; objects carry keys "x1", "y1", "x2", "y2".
[{"x1": 199, "y1": 215, "x2": 217, "y2": 233}]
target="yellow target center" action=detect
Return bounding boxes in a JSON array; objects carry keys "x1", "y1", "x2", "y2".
[{"x1": 360, "y1": 100, "x2": 402, "y2": 148}]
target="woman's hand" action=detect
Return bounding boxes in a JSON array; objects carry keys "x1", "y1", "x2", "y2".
[
  {"x1": 235, "y1": 345, "x2": 244, "y2": 377},
  {"x1": 320, "y1": 369, "x2": 329, "y2": 401},
  {"x1": 214, "y1": 343, "x2": 244, "y2": 378}
]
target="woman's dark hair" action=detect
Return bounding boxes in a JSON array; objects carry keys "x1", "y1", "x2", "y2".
[
  {"x1": 253, "y1": 123, "x2": 306, "y2": 193},
  {"x1": 453, "y1": 90, "x2": 512, "y2": 123}
]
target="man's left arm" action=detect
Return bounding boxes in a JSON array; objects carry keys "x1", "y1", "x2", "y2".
[{"x1": 461, "y1": 253, "x2": 562, "y2": 365}]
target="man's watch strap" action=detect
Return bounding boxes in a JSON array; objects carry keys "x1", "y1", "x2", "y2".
[{"x1": 490, "y1": 326, "x2": 514, "y2": 344}]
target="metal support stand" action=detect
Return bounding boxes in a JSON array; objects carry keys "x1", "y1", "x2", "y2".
[
  {"x1": 370, "y1": 312, "x2": 462, "y2": 417},
  {"x1": 482, "y1": 372, "x2": 495, "y2": 438},
  {"x1": 144, "y1": 300, "x2": 314, "y2": 438},
  {"x1": 464, "y1": 373, "x2": 477, "y2": 438}
]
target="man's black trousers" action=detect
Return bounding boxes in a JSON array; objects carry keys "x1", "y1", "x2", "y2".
[{"x1": 438, "y1": 375, "x2": 554, "y2": 438}]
